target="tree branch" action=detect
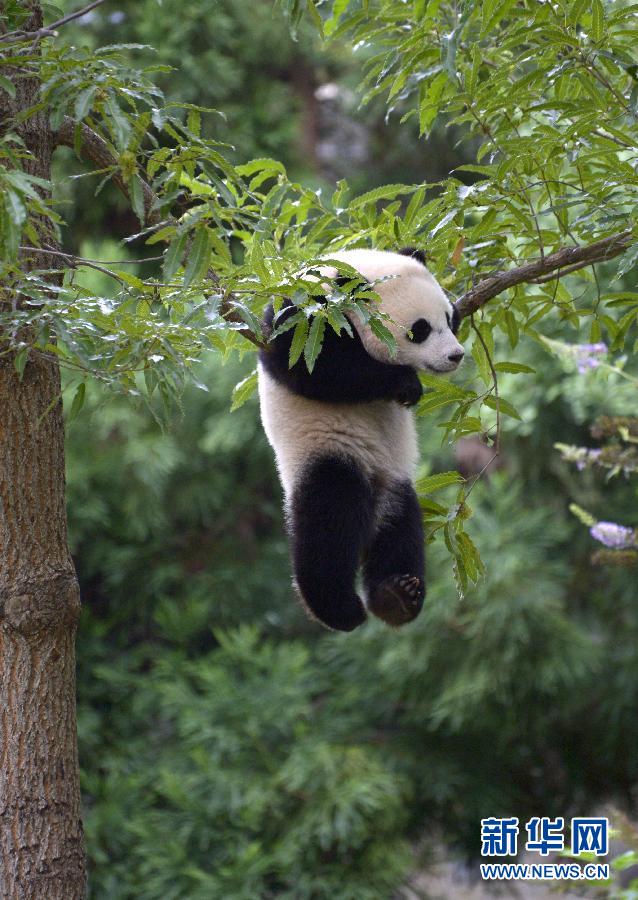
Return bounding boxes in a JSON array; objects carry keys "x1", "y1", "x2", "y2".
[
  {"x1": 456, "y1": 231, "x2": 633, "y2": 319},
  {"x1": 55, "y1": 118, "x2": 162, "y2": 226},
  {"x1": 0, "y1": 0, "x2": 108, "y2": 43}
]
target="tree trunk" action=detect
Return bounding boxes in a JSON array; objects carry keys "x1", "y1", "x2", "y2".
[{"x1": 0, "y1": 3, "x2": 86, "y2": 897}]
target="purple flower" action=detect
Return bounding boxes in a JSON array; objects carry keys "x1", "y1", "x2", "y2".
[
  {"x1": 576, "y1": 448, "x2": 602, "y2": 471},
  {"x1": 590, "y1": 521, "x2": 635, "y2": 549},
  {"x1": 574, "y1": 342, "x2": 608, "y2": 374}
]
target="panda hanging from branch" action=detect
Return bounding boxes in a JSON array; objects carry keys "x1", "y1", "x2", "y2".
[{"x1": 258, "y1": 248, "x2": 464, "y2": 632}]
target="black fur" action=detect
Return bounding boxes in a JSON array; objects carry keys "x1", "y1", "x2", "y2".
[
  {"x1": 363, "y1": 481, "x2": 425, "y2": 626},
  {"x1": 451, "y1": 303, "x2": 461, "y2": 335},
  {"x1": 289, "y1": 455, "x2": 372, "y2": 632},
  {"x1": 260, "y1": 300, "x2": 422, "y2": 406},
  {"x1": 408, "y1": 317, "x2": 432, "y2": 344},
  {"x1": 398, "y1": 247, "x2": 427, "y2": 266},
  {"x1": 290, "y1": 456, "x2": 425, "y2": 631}
]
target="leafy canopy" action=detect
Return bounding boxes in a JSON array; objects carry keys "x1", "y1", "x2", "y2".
[{"x1": 2, "y1": 0, "x2": 637, "y2": 585}]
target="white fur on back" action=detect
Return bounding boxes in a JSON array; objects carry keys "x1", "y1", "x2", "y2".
[{"x1": 258, "y1": 364, "x2": 418, "y2": 500}]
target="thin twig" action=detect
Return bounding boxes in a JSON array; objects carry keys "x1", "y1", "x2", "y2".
[
  {"x1": 471, "y1": 318, "x2": 500, "y2": 454},
  {"x1": 0, "y1": 0, "x2": 108, "y2": 43},
  {"x1": 20, "y1": 246, "x2": 162, "y2": 266}
]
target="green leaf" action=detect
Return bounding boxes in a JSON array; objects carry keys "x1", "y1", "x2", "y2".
[
  {"x1": 465, "y1": 46, "x2": 481, "y2": 96},
  {"x1": 289, "y1": 318, "x2": 309, "y2": 367},
  {"x1": 67, "y1": 382, "x2": 86, "y2": 422},
  {"x1": 416, "y1": 471, "x2": 464, "y2": 494},
  {"x1": 569, "y1": 503, "x2": 596, "y2": 527},
  {"x1": 350, "y1": 184, "x2": 417, "y2": 209},
  {"x1": 417, "y1": 391, "x2": 463, "y2": 415},
  {"x1": 420, "y1": 497, "x2": 448, "y2": 516},
  {"x1": 456, "y1": 530, "x2": 485, "y2": 582},
  {"x1": 128, "y1": 176, "x2": 145, "y2": 226},
  {"x1": 326, "y1": 307, "x2": 353, "y2": 337},
  {"x1": 74, "y1": 85, "x2": 97, "y2": 121},
  {"x1": 369, "y1": 316, "x2": 397, "y2": 355},
  {"x1": 230, "y1": 370, "x2": 258, "y2": 411},
  {"x1": 494, "y1": 362, "x2": 536, "y2": 374},
  {"x1": 591, "y1": 0, "x2": 605, "y2": 41},
  {"x1": 471, "y1": 335, "x2": 492, "y2": 386},
  {"x1": 483, "y1": 395, "x2": 522, "y2": 420},
  {"x1": 183, "y1": 228, "x2": 211, "y2": 287},
  {"x1": 106, "y1": 94, "x2": 131, "y2": 148},
  {"x1": 569, "y1": 0, "x2": 589, "y2": 26},
  {"x1": 304, "y1": 315, "x2": 326, "y2": 373},
  {"x1": 112, "y1": 269, "x2": 146, "y2": 290},
  {"x1": 236, "y1": 157, "x2": 287, "y2": 178},
  {"x1": 419, "y1": 70, "x2": 447, "y2": 135},
  {"x1": 0, "y1": 75, "x2": 16, "y2": 99},
  {"x1": 13, "y1": 347, "x2": 28, "y2": 379},
  {"x1": 163, "y1": 231, "x2": 188, "y2": 281},
  {"x1": 504, "y1": 311, "x2": 519, "y2": 349}
]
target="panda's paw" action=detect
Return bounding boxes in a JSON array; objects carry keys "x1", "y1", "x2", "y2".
[
  {"x1": 395, "y1": 371, "x2": 422, "y2": 407},
  {"x1": 368, "y1": 574, "x2": 425, "y2": 627}
]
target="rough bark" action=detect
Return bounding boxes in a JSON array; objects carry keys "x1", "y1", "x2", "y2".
[
  {"x1": 0, "y1": 359, "x2": 85, "y2": 899},
  {"x1": 0, "y1": 3, "x2": 86, "y2": 897}
]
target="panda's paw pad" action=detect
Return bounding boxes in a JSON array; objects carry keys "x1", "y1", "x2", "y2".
[
  {"x1": 396, "y1": 574, "x2": 422, "y2": 603},
  {"x1": 368, "y1": 574, "x2": 425, "y2": 627}
]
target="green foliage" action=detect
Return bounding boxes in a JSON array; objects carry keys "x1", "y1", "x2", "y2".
[
  {"x1": 65, "y1": 326, "x2": 638, "y2": 895},
  {"x1": 4, "y1": 3, "x2": 638, "y2": 892},
  {"x1": 4, "y1": 0, "x2": 638, "y2": 585},
  {"x1": 81, "y1": 627, "x2": 411, "y2": 899}
]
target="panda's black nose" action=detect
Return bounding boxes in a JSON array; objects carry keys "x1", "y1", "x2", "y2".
[{"x1": 448, "y1": 350, "x2": 464, "y2": 363}]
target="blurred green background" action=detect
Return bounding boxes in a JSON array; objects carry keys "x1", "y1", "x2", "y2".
[{"x1": 55, "y1": 2, "x2": 638, "y2": 897}]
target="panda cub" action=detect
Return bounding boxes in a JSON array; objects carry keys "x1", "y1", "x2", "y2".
[{"x1": 258, "y1": 248, "x2": 464, "y2": 632}]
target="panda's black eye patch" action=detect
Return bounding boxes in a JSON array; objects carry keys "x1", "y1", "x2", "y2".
[{"x1": 408, "y1": 318, "x2": 431, "y2": 343}]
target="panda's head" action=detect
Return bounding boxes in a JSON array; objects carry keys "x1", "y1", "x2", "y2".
[{"x1": 328, "y1": 247, "x2": 464, "y2": 373}]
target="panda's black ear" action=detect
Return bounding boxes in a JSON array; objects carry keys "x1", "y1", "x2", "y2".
[
  {"x1": 451, "y1": 303, "x2": 461, "y2": 335},
  {"x1": 398, "y1": 247, "x2": 427, "y2": 266}
]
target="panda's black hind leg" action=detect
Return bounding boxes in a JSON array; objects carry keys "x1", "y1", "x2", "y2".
[
  {"x1": 289, "y1": 454, "x2": 374, "y2": 632},
  {"x1": 363, "y1": 481, "x2": 425, "y2": 627}
]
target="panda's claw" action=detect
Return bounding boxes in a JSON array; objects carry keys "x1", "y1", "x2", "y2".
[
  {"x1": 368, "y1": 573, "x2": 425, "y2": 626},
  {"x1": 397, "y1": 574, "x2": 421, "y2": 602}
]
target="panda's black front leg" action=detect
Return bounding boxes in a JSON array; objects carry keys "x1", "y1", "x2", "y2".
[
  {"x1": 363, "y1": 482, "x2": 425, "y2": 626},
  {"x1": 395, "y1": 369, "x2": 422, "y2": 407},
  {"x1": 289, "y1": 454, "x2": 374, "y2": 632}
]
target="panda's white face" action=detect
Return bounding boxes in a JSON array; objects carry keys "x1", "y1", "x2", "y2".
[{"x1": 325, "y1": 249, "x2": 465, "y2": 374}]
